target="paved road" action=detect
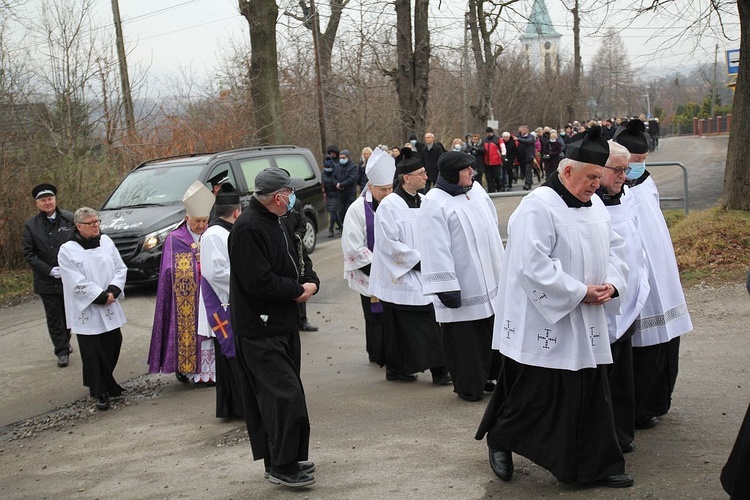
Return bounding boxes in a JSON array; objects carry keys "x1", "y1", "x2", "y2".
[{"x1": 1, "y1": 135, "x2": 744, "y2": 499}]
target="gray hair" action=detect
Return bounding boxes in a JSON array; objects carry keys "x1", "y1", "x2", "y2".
[
  {"x1": 74, "y1": 207, "x2": 98, "y2": 224},
  {"x1": 557, "y1": 158, "x2": 583, "y2": 173},
  {"x1": 606, "y1": 140, "x2": 631, "y2": 166}
]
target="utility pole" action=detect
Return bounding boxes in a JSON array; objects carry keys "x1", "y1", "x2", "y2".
[
  {"x1": 111, "y1": 0, "x2": 135, "y2": 139},
  {"x1": 462, "y1": 11, "x2": 469, "y2": 134},
  {"x1": 308, "y1": 0, "x2": 328, "y2": 157}
]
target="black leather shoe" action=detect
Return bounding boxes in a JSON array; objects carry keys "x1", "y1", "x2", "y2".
[
  {"x1": 458, "y1": 393, "x2": 483, "y2": 402},
  {"x1": 299, "y1": 321, "x2": 319, "y2": 332},
  {"x1": 175, "y1": 372, "x2": 189, "y2": 383},
  {"x1": 591, "y1": 473, "x2": 634, "y2": 488},
  {"x1": 57, "y1": 355, "x2": 69, "y2": 367},
  {"x1": 430, "y1": 367, "x2": 452, "y2": 385},
  {"x1": 635, "y1": 416, "x2": 660, "y2": 429},
  {"x1": 489, "y1": 447, "x2": 513, "y2": 481},
  {"x1": 266, "y1": 469, "x2": 316, "y2": 488},
  {"x1": 622, "y1": 441, "x2": 635, "y2": 453},
  {"x1": 96, "y1": 394, "x2": 110, "y2": 411},
  {"x1": 484, "y1": 380, "x2": 496, "y2": 392},
  {"x1": 386, "y1": 371, "x2": 417, "y2": 382}
]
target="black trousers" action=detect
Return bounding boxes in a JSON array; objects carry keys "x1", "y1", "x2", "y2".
[
  {"x1": 360, "y1": 294, "x2": 384, "y2": 363},
  {"x1": 441, "y1": 316, "x2": 498, "y2": 400},
  {"x1": 40, "y1": 293, "x2": 71, "y2": 357},
  {"x1": 76, "y1": 328, "x2": 123, "y2": 398},
  {"x1": 485, "y1": 165, "x2": 503, "y2": 193},
  {"x1": 607, "y1": 333, "x2": 635, "y2": 450},
  {"x1": 633, "y1": 336, "x2": 680, "y2": 420},
  {"x1": 214, "y1": 338, "x2": 244, "y2": 419}
]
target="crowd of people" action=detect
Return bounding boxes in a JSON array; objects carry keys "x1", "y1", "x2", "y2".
[{"x1": 22, "y1": 113, "x2": 746, "y2": 495}]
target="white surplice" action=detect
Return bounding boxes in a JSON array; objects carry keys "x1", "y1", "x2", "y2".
[
  {"x1": 629, "y1": 176, "x2": 692, "y2": 347},
  {"x1": 342, "y1": 194, "x2": 373, "y2": 296},
  {"x1": 58, "y1": 234, "x2": 127, "y2": 335},
  {"x1": 418, "y1": 182, "x2": 505, "y2": 323},
  {"x1": 603, "y1": 185, "x2": 651, "y2": 343},
  {"x1": 368, "y1": 192, "x2": 429, "y2": 306},
  {"x1": 197, "y1": 224, "x2": 230, "y2": 338},
  {"x1": 492, "y1": 187, "x2": 628, "y2": 371}
]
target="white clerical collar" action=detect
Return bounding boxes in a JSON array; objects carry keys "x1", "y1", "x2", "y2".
[{"x1": 187, "y1": 227, "x2": 200, "y2": 244}]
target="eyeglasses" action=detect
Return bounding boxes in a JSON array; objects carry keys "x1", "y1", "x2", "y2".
[
  {"x1": 79, "y1": 219, "x2": 101, "y2": 226},
  {"x1": 602, "y1": 165, "x2": 632, "y2": 176}
]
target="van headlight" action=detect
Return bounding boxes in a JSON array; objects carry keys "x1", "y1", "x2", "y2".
[{"x1": 142, "y1": 222, "x2": 181, "y2": 251}]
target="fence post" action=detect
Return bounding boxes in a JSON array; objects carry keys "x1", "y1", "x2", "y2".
[
  {"x1": 693, "y1": 117, "x2": 699, "y2": 135},
  {"x1": 727, "y1": 113, "x2": 732, "y2": 133}
]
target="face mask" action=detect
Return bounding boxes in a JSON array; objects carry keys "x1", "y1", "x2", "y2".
[
  {"x1": 453, "y1": 145, "x2": 462, "y2": 151},
  {"x1": 410, "y1": 140, "x2": 417, "y2": 146},
  {"x1": 627, "y1": 162, "x2": 646, "y2": 180},
  {"x1": 285, "y1": 192, "x2": 296, "y2": 211},
  {"x1": 339, "y1": 158, "x2": 348, "y2": 165}
]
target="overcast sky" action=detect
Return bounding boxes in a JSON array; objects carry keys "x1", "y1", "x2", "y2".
[{"x1": 15, "y1": 0, "x2": 742, "y2": 84}]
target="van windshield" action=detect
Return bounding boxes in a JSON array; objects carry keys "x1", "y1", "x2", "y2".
[{"x1": 102, "y1": 165, "x2": 205, "y2": 209}]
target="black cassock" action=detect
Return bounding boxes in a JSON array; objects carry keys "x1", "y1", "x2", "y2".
[
  {"x1": 235, "y1": 331, "x2": 310, "y2": 468},
  {"x1": 213, "y1": 338, "x2": 244, "y2": 419},
  {"x1": 379, "y1": 301, "x2": 445, "y2": 374},
  {"x1": 721, "y1": 401, "x2": 750, "y2": 498},
  {"x1": 476, "y1": 354, "x2": 624, "y2": 484}
]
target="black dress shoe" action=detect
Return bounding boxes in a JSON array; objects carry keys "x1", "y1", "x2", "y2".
[
  {"x1": 386, "y1": 371, "x2": 417, "y2": 382},
  {"x1": 622, "y1": 441, "x2": 636, "y2": 453},
  {"x1": 96, "y1": 394, "x2": 110, "y2": 411},
  {"x1": 430, "y1": 366, "x2": 452, "y2": 385},
  {"x1": 266, "y1": 469, "x2": 316, "y2": 488},
  {"x1": 299, "y1": 321, "x2": 319, "y2": 332},
  {"x1": 57, "y1": 355, "x2": 69, "y2": 367},
  {"x1": 489, "y1": 447, "x2": 513, "y2": 481},
  {"x1": 635, "y1": 416, "x2": 660, "y2": 429},
  {"x1": 175, "y1": 372, "x2": 189, "y2": 383},
  {"x1": 458, "y1": 393, "x2": 483, "y2": 402},
  {"x1": 591, "y1": 473, "x2": 634, "y2": 488},
  {"x1": 484, "y1": 380, "x2": 496, "y2": 392}
]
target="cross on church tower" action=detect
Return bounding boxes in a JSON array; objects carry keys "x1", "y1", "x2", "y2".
[
  {"x1": 503, "y1": 320, "x2": 515, "y2": 339},
  {"x1": 537, "y1": 328, "x2": 557, "y2": 349},
  {"x1": 589, "y1": 326, "x2": 600, "y2": 346}
]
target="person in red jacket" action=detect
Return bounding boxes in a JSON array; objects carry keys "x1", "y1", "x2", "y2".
[{"x1": 483, "y1": 127, "x2": 506, "y2": 193}]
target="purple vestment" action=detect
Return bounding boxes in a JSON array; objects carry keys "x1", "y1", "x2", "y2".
[{"x1": 147, "y1": 223, "x2": 207, "y2": 374}]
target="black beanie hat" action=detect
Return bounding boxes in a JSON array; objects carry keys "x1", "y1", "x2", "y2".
[{"x1": 438, "y1": 151, "x2": 475, "y2": 184}]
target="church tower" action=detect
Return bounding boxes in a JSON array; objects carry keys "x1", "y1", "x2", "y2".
[{"x1": 520, "y1": 0, "x2": 562, "y2": 75}]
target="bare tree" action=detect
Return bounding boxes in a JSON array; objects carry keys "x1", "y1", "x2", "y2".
[
  {"x1": 239, "y1": 0, "x2": 285, "y2": 145},
  {"x1": 386, "y1": 0, "x2": 430, "y2": 140},
  {"x1": 466, "y1": 0, "x2": 520, "y2": 131}
]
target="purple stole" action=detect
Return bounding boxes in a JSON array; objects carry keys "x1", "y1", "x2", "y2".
[
  {"x1": 364, "y1": 196, "x2": 383, "y2": 314},
  {"x1": 200, "y1": 278, "x2": 236, "y2": 358}
]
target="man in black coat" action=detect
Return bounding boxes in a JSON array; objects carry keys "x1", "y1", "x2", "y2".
[
  {"x1": 23, "y1": 184, "x2": 75, "y2": 367},
  {"x1": 420, "y1": 132, "x2": 445, "y2": 192},
  {"x1": 516, "y1": 125, "x2": 537, "y2": 191},
  {"x1": 228, "y1": 167, "x2": 320, "y2": 489}
]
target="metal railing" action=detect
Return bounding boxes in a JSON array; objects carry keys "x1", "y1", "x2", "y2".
[{"x1": 486, "y1": 161, "x2": 689, "y2": 214}]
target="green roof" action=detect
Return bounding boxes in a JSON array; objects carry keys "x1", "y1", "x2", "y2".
[{"x1": 521, "y1": 0, "x2": 561, "y2": 39}]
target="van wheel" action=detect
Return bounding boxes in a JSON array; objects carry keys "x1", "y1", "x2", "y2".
[{"x1": 303, "y1": 215, "x2": 317, "y2": 254}]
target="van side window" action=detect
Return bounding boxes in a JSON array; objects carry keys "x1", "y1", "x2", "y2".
[
  {"x1": 239, "y1": 158, "x2": 274, "y2": 191},
  {"x1": 275, "y1": 155, "x2": 315, "y2": 181},
  {"x1": 206, "y1": 162, "x2": 236, "y2": 191}
]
